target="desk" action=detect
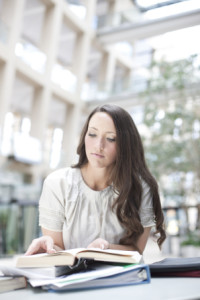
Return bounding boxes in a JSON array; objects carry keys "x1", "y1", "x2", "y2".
[{"x1": 1, "y1": 277, "x2": 200, "y2": 300}]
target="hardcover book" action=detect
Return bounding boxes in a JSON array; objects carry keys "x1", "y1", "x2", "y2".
[
  {"x1": 0, "y1": 276, "x2": 27, "y2": 293},
  {"x1": 150, "y1": 257, "x2": 200, "y2": 277}
]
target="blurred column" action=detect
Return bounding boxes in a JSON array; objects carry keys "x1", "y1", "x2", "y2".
[
  {"x1": 85, "y1": 0, "x2": 96, "y2": 26},
  {"x1": 30, "y1": 87, "x2": 49, "y2": 142},
  {"x1": 107, "y1": 0, "x2": 121, "y2": 27},
  {"x1": 62, "y1": 1, "x2": 97, "y2": 166},
  {"x1": 98, "y1": 51, "x2": 116, "y2": 95},
  {"x1": 30, "y1": 2, "x2": 62, "y2": 143},
  {"x1": 62, "y1": 104, "x2": 81, "y2": 166},
  {"x1": 0, "y1": 0, "x2": 25, "y2": 143},
  {"x1": 72, "y1": 0, "x2": 97, "y2": 95}
]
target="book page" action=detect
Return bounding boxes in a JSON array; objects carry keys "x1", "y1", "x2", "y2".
[
  {"x1": 58, "y1": 248, "x2": 86, "y2": 255},
  {"x1": 76, "y1": 248, "x2": 142, "y2": 263},
  {"x1": 78, "y1": 248, "x2": 141, "y2": 256}
]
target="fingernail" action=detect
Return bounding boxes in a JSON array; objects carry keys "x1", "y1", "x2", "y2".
[{"x1": 49, "y1": 248, "x2": 56, "y2": 253}]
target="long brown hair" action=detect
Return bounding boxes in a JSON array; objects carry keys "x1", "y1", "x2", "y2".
[{"x1": 73, "y1": 104, "x2": 166, "y2": 249}]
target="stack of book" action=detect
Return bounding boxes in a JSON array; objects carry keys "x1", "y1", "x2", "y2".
[
  {"x1": 0, "y1": 248, "x2": 150, "y2": 292},
  {"x1": 2, "y1": 249, "x2": 200, "y2": 293}
]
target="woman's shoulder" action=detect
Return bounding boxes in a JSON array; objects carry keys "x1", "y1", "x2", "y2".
[{"x1": 44, "y1": 167, "x2": 80, "y2": 183}]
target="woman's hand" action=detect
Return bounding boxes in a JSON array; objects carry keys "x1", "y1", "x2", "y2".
[
  {"x1": 87, "y1": 238, "x2": 109, "y2": 250},
  {"x1": 25, "y1": 235, "x2": 57, "y2": 255}
]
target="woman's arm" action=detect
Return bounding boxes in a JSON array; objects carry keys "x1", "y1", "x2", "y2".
[
  {"x1": 136, "y1": 227, "x2": 151, "y2": 253},
  {"x1": 42, "y1": 227, "x2": 65, "y2": 251},
  {"x1": 87, "y1": 227, "x2": 151, "y2": 254},
  {"x1": 25, "y1": 227, "x2": 64, "y2": 255}
]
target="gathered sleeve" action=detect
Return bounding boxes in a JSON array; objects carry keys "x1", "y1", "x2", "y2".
[
  {"x1": 39, "y1": 170, "x2": 66, "y2": 232},
  {"x1": 139, "y1": 180, "x2": 155, "y2": 228}
]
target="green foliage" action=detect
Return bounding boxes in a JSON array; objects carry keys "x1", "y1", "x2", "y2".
[
  {"x1": 0, "y1": 210, "x2": 8, "y2": 228},
  {"x1": 140, "y1": 54, "x2": 200, "y2": 205},
  {"x1": 181, "y1": 231, "x2": 200, "y2": 247},
  {"x1": 146, "y1": 54, "x2": 199, "y2": 92},
  {"x1": 143, "y1": 105, "x2": 200, "y2": 176},
  {"x1": 0, "y1": 207, "x2": 20, "y2": 255}
]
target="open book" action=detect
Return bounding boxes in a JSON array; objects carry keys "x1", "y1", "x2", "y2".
[{"x1": 16, "y1": 248, "x2": 142, "y2": 268}]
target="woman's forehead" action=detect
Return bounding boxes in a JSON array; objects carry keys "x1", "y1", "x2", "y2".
[{"x1": 88, "y1": 112, "x2": 116, "y2": 133}]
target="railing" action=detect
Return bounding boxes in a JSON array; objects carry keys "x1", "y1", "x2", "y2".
[
  {"x1": 97, "y1": 8, "x2": 142, "y2": 30},
  {"x1": 0, "y1": 199, "x2": 39, "y2": 256},
  {"x1": 82, "y1": 75, "x2": 200, "y2": 102},
  {"x1": 82, "y1": 51, "x2": 200, "y2": 102},
  {"x1": 82, "y1": 77, "x2": 148, "y2": 101},
  {"x1": 0, "y1": 198, "x2": 199, "y2": 257}
]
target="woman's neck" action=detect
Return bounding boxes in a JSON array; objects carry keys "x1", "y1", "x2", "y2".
[{"x1": 81, "y1": 164, "x2": 112, "y2": 191}]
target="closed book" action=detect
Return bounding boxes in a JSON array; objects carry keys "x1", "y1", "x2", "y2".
[
  {"x1": 0, "y1": 276, "x2": 27, "y2": 293},
  {"x1": 149, "y1": 257, "x2": 200, "y2": 277}
]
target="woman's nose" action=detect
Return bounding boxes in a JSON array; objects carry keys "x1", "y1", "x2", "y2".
[{"x1": 97, "y1": 138, "x2": 104, "y2": 150}]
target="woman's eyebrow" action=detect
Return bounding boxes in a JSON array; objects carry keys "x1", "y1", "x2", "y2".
[
  {"x1": 88, "y1": 126, "x2": 98, "y2": 131},
  {"x1": 89, "y1": 126, "x2": 116, "y2": 134}
]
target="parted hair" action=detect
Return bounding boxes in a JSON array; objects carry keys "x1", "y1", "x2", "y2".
[{"x1": 72, "y1": 104, "x2": 166, "y2": 251}]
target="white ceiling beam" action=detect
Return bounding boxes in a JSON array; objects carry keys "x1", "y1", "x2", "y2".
[{"x1": 97, "y1": 8, "x2": 200, "y2": 44}]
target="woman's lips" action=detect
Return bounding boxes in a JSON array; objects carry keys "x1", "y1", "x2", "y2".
[{"x1": 91, "y1": 153, "x2": 104, "y2": 158}]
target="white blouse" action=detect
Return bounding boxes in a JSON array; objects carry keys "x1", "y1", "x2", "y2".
[{"x1": 39, "y1": 167, "x2": 155, "y2": 249}]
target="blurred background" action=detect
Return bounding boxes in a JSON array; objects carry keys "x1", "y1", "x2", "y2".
[{"x1": 0, "y1": 0, "x2": 199, "y2": 260}]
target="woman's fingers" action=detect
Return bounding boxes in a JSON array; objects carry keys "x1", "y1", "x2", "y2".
[
  {"x1": 25, "y1": 239, "x2": 42, "y2": 255},
  {"x1": 25, "y1": 236, "x2": 56, "y2": 255},
  {"x1": 42, "y1": 236, "x2": 56, "y2": 254},
  {"x1": 87, "y1": 238, "x2": 109, "y2": 250}
]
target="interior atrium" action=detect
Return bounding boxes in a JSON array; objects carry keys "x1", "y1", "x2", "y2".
[{"x1": 0, "y1": 0, "x2": 200, "y2": 257}]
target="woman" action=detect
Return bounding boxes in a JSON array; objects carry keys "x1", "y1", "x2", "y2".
[{"x1": 26, "y1": 104, "x2": 166, "y2": 255}]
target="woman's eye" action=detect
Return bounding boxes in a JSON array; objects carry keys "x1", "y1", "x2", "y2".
[
  {"x1": 88, "y1": 133, "x2": 96, "y2": 137},
  {"x1": 107, "y1": 138, "x2": 116, "y2": 142}
]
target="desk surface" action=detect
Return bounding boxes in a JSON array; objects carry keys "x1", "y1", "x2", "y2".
[{"x1": 1, "y1": 277, "x2": 200, "y2": 300}]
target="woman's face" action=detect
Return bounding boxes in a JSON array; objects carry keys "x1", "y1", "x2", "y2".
[{"x1": 84, "y1": 112, "x2": 117, "y2": 170}]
